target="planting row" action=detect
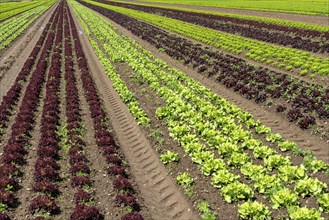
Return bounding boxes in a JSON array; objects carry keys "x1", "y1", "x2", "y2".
[
  {"x1": 81, "y1": 0, "x2": 329, "y2": 77},
  {"x1": 0, "y1": 2, "x2": 56, "y2": 139},
  {"x1": 0, "y1": 0, "x2": 51, "y2": 21},
  {"x1": 66, "y1": 1, "x2": 144, "y2": 218},
  {"x1": 0, "y1": 1, "x2": 55, "y2": 53},
  {"x1": 29, "y1": 2, "x2": 64, "y2": 217},
  {"x1": 106, "y1": 1, "x2": 329, "y2": 33},
  {"x1": 70, "y1": 1, "x2": 329, "y2": 219},
  {"x1": 96, "y1": 0, "x2": 329, "y2": 54},
  {"x1": 0, "y1": 1, "x2": 63, "y2": 218},
  {"x1": 76, "y1": 0, "x2": 329, "y2": 132},
  {"x1": 134, "y1": 0, "x2": 328, "y2": 16}
]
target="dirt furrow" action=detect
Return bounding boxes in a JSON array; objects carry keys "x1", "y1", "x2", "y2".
[{"x1": 69, "y1": 6, "x2": 198, "y2": 219}]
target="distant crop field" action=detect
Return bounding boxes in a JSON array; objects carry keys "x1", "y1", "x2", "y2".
[{"x1": 138, "y1": 0, "x2": 329, "y2": 15}]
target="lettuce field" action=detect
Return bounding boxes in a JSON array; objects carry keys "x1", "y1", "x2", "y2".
[{"x1": 0, "y1": 0, "x2": 328, "y2": 219}]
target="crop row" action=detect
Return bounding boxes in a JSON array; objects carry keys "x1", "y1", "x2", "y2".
[
  {"x1": 75, "y1": 0, "x2": 329, "y2": 131},
  {"x1": 82, "y1": 0, "x2": 329, "y2": 77},
  {"x1": 0, "y1": 6, "x2": 55, "y2": 138},
  {"x1": 106, "y1": 0, "x2": 329, "y2": 33},
  {"x1": 98, "y1": 0, "x2": 329, "y2": 54},
  {"x1": 0, "y1": 2, "x2": 55, "y2": 53},
  {"x1": 60, "y1": 3, "x2": 103, "y2": 218},
  {"x1": 70, "y1": 1, "x2": 329, "y2": 219},
  {"x1": 0, "y1": 1, "x2": 62, "y2": 218},
  {"x1": 0, "y1": 0, "x2": 51, "y2": 21},
  {"x1": 29, "y1": 2, "x2": 64, "y2": 217},
  {"x1": 67, "y1": 1, "x2": 144, "y2": 218},
  {"x1": 138, "y1": 0, "x2": 328, "y2": 16}
]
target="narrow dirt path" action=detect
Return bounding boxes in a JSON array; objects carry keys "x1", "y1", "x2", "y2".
[
  {"x1": 132, "y1": 0, "x2": 329, "y2": 26},
  {"x1": 70, "y1": 5, "x2": 198, "y2": 219}
]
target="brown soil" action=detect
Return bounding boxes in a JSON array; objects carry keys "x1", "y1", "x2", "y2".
[{"x1": 132, "y1": 0, "x2": 329, "y2": 26}]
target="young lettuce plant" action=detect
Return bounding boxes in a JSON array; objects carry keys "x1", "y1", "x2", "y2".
[
  {"x1": 176, "y1": 172, "x2": 194, "y2": 197},
  {"x1": 240, "y1": 163, "x2": 267, "y2": 180},
  {"x1": 211, "y1": 170, "x2": 240, "y2": 188},
  {"x1": 278, "y1": 165, "x2": 307, "y2": 183},
  {"x1": 160, "y1": 150, "x2": 179, "y2": 165},
  {"x1": 197, "y1": 201, "x2": 217, "y2": 220},
  {"x1": 317, "y1": 193, "x2": 329, "y2": 212},
  {"x1": 253, "y1": 145, "x2": 276, "y2": 159},
  {"x1": 200, "y1": 158, "x2": 226, "y2": 176},
  {"x1": 253, "y1": 174, "x2": 283, "y2": 195},
  {"x1": 264, "y1": 155, "x2": 291, "y2": 171},
  {"x1": 221, "y1": 182, "x2": 254, "y2": 203},
  {"x1": 270, "y1": 188, "x2": 299, "y2": 209},
  {"x1": 294, "y1": 178, "x2": 327, "y2": 197},
  {"x1": 238, "y1": 201, "x2": 272, "y2": 220},
  {"x1": 288, "y1": 206, "x2": 323, "y2": 220}
]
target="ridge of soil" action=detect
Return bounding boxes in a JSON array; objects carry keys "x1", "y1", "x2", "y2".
[
  {"x1": 70, "y1": 5, "x2": 198, "y2": 219},
  {"x1": 127, "y1": 0, "x2": 329, "y2": 26}
]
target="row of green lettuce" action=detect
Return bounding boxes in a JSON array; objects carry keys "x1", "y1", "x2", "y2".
[
  {"x1": 70, "y1": 1, "x2": 329, "y2": 219},
  {"x1": 0, "y1": 0, "x2": 53, "y2": 21},
  {"x1": 83, "y1": 0, "x2": 329, "y2": 78},
  {"x1": 137, "y1": 0, "x2": 329, "y2": 16},
  {"x1": 0, "y1": 2, "x2": 56, "y2": 53},
  {"x1": 112, "y1": 0, "x2": 329, "y2": 32}
]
